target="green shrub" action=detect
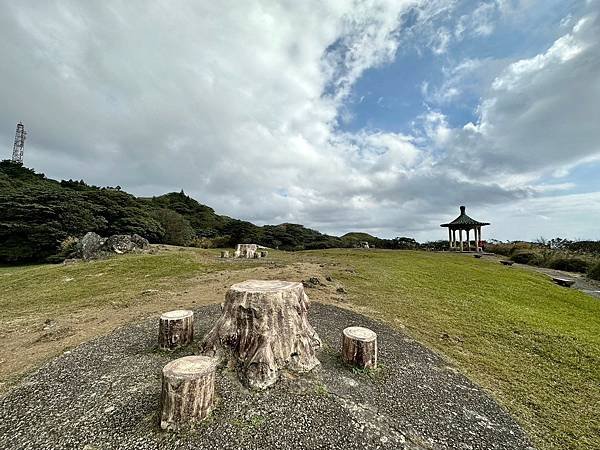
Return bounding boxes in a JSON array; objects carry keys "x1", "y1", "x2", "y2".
[
  {"x1": 588, "y1": 262, "x2": 600, "y2": 281},
  {"x1": 508, "y1": 242, "x2": 534, "y2": 254},
  {"x1": 155, "y1": 209, "x2": 194, "y2": 247},
  {"x1": 510, "y1": 251, "x2": 542, "y2": 265},
  {"x1": 549, "y1": 257, "x2": 591, "y2": 273},
  {"x1": 484, "y1": 243, "x2": 512, "y2": 256}
]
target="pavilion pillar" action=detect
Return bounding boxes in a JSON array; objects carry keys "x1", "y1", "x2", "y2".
[
  {"x1": 478, "y1": 226, "x2": 482, "y2": 251},
  {"x1": 467, "y1": 229, "x2": 471, "y2": 251},
  {"x1": 448, "y1": 228, "x2": 452, "y2": 249},
  {"x1": 459, "y1": 229, "x2": 463, "y2": 252}
]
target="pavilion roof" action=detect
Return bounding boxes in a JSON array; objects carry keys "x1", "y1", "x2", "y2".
[{"x1": 440, "y1": 206, "x2": 490, "y2": 228}]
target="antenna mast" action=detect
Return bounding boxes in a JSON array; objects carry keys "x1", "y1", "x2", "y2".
[{"x1": 11, "y1": 122, "x2": 26, "y2": 164}]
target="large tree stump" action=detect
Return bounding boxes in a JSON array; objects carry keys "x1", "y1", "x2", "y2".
[
  {"x1": 200, "y1": 280, "x2": 321, "y2": 389},
  {"x1": 159, "y1": 356, "x2": 218, "y2": 431},
  {"x1": 159, "y1": 310, "x2": 194, "y2": 350},
  {"x1": 342, "y1": 326, "x2": 377, "y2": 369},
  {"x1": 234, "y1": 244, "x2": 257, "y2": 258}
]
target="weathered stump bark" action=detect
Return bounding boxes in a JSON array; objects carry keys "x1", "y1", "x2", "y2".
[
  {"x1": 159, "y1": 356, "x2": 218, "y2": 431},
  {"x1": 220, "y1": 250, "x2": 229, "y2": 258},
  {"x1": 200, "y1": 280, "x2": 321, "y2": 390},
  {"x1": 342, "y1": 326, "x2": 377, "y2": 369},
  {"x1": 234, "y1": 244, "x2": 257, "y2": 258},
  {"x1": 159, "y1": 310, "x2": 194, "y2": 350}
]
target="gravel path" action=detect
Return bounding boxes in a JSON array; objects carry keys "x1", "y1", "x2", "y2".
[{"x1": 0, "y1": 303, "x2": 533, "y2": 450}]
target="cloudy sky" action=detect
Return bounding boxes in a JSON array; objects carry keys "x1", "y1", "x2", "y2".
[{"x1": 1, "y1": 0, "x2": 599, "y2": 241}]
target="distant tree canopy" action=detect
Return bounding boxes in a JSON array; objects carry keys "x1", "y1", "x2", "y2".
[
  {"x1": 0, "y1": 161, "x2": 431, "y2": 264},
  {"x1": 0, "y1": 161, "x2": 162, "y2": 263},
  {"x1": 155, "y1": 209, "x2": 194, "y2": 247}
]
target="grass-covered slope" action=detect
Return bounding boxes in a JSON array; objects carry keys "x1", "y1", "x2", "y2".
[{"x1": 319, "y1": 249, "x2": 599, "y2": 450}]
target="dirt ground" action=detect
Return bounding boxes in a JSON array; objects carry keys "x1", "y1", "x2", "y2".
[{"x1": 0, "y1": 257, "x2": 352, "y2": 394}]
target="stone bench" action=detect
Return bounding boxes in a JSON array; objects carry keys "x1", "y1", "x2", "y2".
[{"x1": 552, "y1": 277, "x2": 575, "y2": 287}]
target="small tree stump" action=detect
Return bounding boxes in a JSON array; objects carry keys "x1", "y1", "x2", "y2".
[
  {"x1": 260, "y1": 251, "x2": 268, "y2": 258},
  {"x1": 159, "y1": 310, "x2": 194, "y2": 350},
  {"x1": 220, "y1": 250, "x2": 229, "y2": 258},
  {"x1": 342, "y1": 326, "x2": 377, "y2": 369},
  {"x1": 200, "y1": 280, "x2": 321, "y2": 390},
  {"x1": 159, "y1": 356, "x2": 218, "y2": 431}
]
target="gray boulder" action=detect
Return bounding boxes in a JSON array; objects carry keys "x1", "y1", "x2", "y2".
[
  {"x1": 130, "y1": 234, "x2": 150, "y2": 249},
  {"x1": 103, "y1": 235, "x2": 136, "y2": 254},
  {"x1": 76, "y1": 232, "x2": 105, "y2": 260},
  {"x1": 73, "y1": 232, "x2": 150, "y2": 260}
]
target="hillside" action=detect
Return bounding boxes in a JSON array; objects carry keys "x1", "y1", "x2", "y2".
[{"x1": 0, "y1": 161, "x2": 373, "y2": 263}]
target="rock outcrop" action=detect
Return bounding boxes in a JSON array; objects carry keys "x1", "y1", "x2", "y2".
[{"x1": 73, "y1": 232, "x2": 150, "y2": 260}]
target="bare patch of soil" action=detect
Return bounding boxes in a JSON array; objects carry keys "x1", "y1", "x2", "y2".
[{"x1": 0, "y1": 257, "x2": 352, "y2": 394}]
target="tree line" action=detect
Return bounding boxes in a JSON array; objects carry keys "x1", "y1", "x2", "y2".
[{"x1": 0, "y1": 161, "x2": 432, "y2": 264}]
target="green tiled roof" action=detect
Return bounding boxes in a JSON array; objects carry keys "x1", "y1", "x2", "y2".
[{"x1": 440, "y1": 206, "x2": 490, "y2": 228}]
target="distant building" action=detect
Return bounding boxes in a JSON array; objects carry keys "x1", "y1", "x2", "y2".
[{"x1": 440, "y1": 206, "x2": 490, "y2": 252}]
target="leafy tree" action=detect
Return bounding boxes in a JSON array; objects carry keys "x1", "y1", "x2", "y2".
[{"x1": 155, "y1": 209, "x2": 194, "y2": 246}]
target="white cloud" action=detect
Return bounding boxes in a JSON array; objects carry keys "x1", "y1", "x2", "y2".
[
  {"x1": 478, "y1": 191, "x2": 600, "y2": 241},
  {"x1": 441, "y1": 11, "x2": 600, "y2": 182},
  {"x1": 0, "y1": 1, "x2": 598, "y2": 242}
]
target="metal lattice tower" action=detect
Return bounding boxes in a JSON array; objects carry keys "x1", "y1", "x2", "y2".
[{"x1": 11, "y1": 122, "x2": 27, "y2": 164}]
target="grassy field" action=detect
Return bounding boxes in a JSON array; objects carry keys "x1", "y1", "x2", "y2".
[
  {"x1": 0, "y1": 249, "x2": 235, "y2": 321},
  {"x1": 313, "y1": 249, "x2": 600, "y2": 450},
  {"x1": 1, "y1": 248, "x2": 598, "y2": 449}
]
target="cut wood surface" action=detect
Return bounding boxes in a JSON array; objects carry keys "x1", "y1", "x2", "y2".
[
  {"x1": 159, "y1": 355, "x2": 218, "y2": 431},
  {"x1": 200, "y1": 280, "x2": 321, "y2": 389},
  {"x1": 342, "y1": 326, "x2": 377, "y2": 369},
  {"x1": 158, "y1": 309, "x2": 194, "y2": 350}
]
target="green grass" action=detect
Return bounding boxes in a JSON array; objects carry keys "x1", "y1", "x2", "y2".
[
  {"x1": 0, "y1": 249, "x2": 249, "y2": 320},
  {"x1": 307, "y1": 249, "x2": 599, "y2": 450},
  {"x1": 1, "y1": 248, "x2": 598, "y2": 449}
]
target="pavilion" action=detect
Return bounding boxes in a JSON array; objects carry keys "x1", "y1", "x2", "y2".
[{"x1": 440, "y1": 206, "x2": 490, "y2": 252}]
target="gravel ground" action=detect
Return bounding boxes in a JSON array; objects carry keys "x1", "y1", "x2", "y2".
[{"x1": 0, "y1": 303, "x2": 533, "y2": 450}]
